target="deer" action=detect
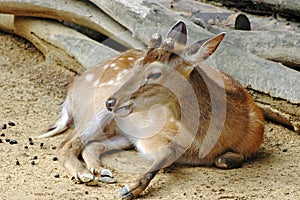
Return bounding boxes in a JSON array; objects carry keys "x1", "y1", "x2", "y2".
[{"x1": 37, "y1": 21, "x2": 264, "y2": 199}]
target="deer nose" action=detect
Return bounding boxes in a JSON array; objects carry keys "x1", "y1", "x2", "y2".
[{"x1": 106, "y1": 98, "x2": 117, "y2": 111}]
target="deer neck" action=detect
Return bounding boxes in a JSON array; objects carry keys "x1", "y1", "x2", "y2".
[{"x1": 166, "y1": 97, "x2": 181, "y2": 120}]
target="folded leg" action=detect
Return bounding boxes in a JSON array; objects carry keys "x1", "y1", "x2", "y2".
[{"x1": 82, "y1": 135, "x2": 133, "y2": 183}]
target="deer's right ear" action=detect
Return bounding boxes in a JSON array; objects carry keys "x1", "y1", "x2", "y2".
[
  {"x1": 166, "y1": 20, "x2": 187, "y2": 52},
  {"x1": 186, "y1": 32, "x2": 225, "y2": 63},
  {"x1": 148, "y1": 33, "x2": 162, "y2": 49}
]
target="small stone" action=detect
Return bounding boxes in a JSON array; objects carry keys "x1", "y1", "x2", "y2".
[
  {"x1": 85, "y1": 191, "x2": 89, "y2": 195},
  {"x1": 28, "y1": 138, "x2": 33, "y2": 142},
  {"x1": 24, "y1": 145, "x2": 28, "y2": 149},
  {"x1": 40, "y1": 143, "x2": 44, "y2": 148},
  {"x1": 8, "y1": 121, "x2": 15, "y2": 126},
  {"x1": 31, "y1": 160, "x2": 36, "y2": 165},
  {"x1": 16, "y1": 160, "x2": 20, "y2": 165},
  {"x1": 2, "y1": 124, "x2": 7, "y2": 130},
  {"x1": 52, "y1": 157, "x2": 58, "y2": 161},
  {"x1": 54, "y1": 173, "x2": 60, "y2": 178},
  {"x1": 29, "y1": 141, "x2": 34, "y2": 145},
  {"x1": 33, "y1": 156, "x2": 38, "y2": 160},
  {"x1": 0, "y1": 139, "x2": 2, "y2": 143},
  {"x1": 9, "y1": 140, "x2": 18, "y2": 145},
  {"x1": 0, "y1": 133, "x2": 5, "y2": 137},
  {"x1": 282, "y1": 148, "x2": 288, "y2": 152},
  {"x1": 5, "y1": 138, "x2": 10, "y2": 142},
  {"x1": 51, "y1": 146, "x2": 57, "y2": 150}
]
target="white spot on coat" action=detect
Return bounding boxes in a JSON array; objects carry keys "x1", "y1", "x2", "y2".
[
  {"x1": 103, "y1": 64, "x2": 109, "y2": 70},
  {"x1": 85, "y1": 73, "x2": 94, "y2": 82},
  {"x1": 93, "y1": 80, "x2": 99, "y2": 87}
]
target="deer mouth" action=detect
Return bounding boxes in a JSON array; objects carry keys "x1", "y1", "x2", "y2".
[{"x1": 114, "y1": 103, "x2": 133, "y2": 117}]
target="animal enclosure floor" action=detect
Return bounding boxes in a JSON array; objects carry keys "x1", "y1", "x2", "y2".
[{"x1": 0, "y1": 32, "x2": 299, "y2": 200}]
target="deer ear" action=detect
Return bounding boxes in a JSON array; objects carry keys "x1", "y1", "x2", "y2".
[
  {"x1": 187, "y1": 32, "x2": 225, "y2": 63},
  {"x1": 148, "y1": 33, "x2": 162, "y2": 49},
  {"x1": 166, "y1": 20, "x2": 187, "y2": 52}
]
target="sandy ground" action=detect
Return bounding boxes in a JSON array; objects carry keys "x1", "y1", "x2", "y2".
[{"x1": 0, "y1": 32, "x2": 299, "y2": 200}]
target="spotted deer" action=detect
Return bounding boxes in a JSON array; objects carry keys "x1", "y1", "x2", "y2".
[{"x1": 38, "y1": 21, "x2": 264, "y2": 199}]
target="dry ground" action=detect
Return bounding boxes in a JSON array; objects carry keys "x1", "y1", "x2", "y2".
[{"x1": 0, "y1": 32, "x2": 299, "y2": 200}]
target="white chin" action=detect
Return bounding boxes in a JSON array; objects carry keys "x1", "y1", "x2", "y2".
[{"x1": 114, "y1": 106, "x2": 132, "y2": 117}]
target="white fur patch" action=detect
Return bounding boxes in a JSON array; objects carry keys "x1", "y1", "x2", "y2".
[
  {"x1": 135, "y1": 140, "x2": 155, "y2": 161},
  {"x1": 127, "y1": 57, "x2": 134, "y2": 61},
  {"x1": 103, "y1": 64, "x2": 109, "y2": 70},
  {"x1": 93, "y1": 79, "x2": 99, "y2": 87},
  {"x1": 110, "y1": 63, "x2": 117, "y2": 67},
  {"x1": 169, "y1": 117, "x2": 175, "y2": 123},
  {"x1": 99, "y1": 80, "x2": 116, "y2": 87},
  {"x1": 80, "y1": 109, "x2": 113, "y2": 144},
  {"x1": 107, "y1": 80, "x2": 115, "y2": 85},
  {"x1": 85, "y1": 73, "x2": 94, "y2": 82},
  {"x1": 116, "y1": 70, "x2": 129, "y2": 81}
]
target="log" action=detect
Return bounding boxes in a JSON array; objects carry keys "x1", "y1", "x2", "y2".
[
  {"x1": 252, "y1": 0, "x2": 300, "y2": 18},
  {"x1": 90, "y1": 0, "x2": 300, "y2": 103},
  {"x1": 223, "y1": 30, "x2": 300, "y2": 68},
  {"x1": 250, "y1": 90, "x2": 300, "y2": 133},
  {"x1": 199, "y1": 0, "x2": 300, "y2": 19},
  {"x1": 157, "y1": 0, "x2": 234, "y2": 16},
  {"x1": 0, "y1": 14, "x2": 119, "y2": 71},
  {"x1": 0, "y1": 0, "x2": 145, "y2": 49}
]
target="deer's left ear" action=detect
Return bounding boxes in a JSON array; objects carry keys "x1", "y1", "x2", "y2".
[
  {"x1": 187, "y1": 32, "x2": 225, "y2": 63},
  {"x1": 166, "y1": 20, "x2": 187, "y2": 52},
  {"x1": 179, "y1": 32, "x2": 225, "y2": 77}
]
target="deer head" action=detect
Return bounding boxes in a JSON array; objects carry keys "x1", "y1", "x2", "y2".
[{"x1": 105, "y1": 21, "x2": 225, "y2": 117}]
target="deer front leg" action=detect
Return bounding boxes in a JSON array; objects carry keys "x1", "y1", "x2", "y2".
[
  {"x1": 118, "y1": 145, "x2": 177, "y2": 199},
  {"x1": 56, "y1": 134, "x2": 98, "y2": 184},
  {"x1": 81, "y1": 135, "x2": 133, "y2": 183}
]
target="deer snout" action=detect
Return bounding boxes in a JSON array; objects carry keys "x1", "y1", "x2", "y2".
[{"x1": 106, "y1": 97, "x2": 117, "y2": 111}]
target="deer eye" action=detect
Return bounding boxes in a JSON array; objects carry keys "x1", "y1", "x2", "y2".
[{"x1": 147, "y1": 72, "x2": 161, "y2": 80}]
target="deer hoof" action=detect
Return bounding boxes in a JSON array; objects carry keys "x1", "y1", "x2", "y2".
[
  {"x1": 79, "y1": 172, "x2": 95, "y2": 183},
  {"x1": 118, "y1": 186, "x2": 134, "y2": 200},
  {"x1": 99, "y1": 168, "x2": 113, "y2": 177},
  {"x1": 100, "y1": 176, "x2": 116, "y2": 184},
  {"x1": 85, "y1": 176, "x2": 99, "y2": 186}
]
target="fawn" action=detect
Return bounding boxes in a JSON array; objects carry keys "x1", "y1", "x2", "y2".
[{"x1": 38, "y1": 21, "x2": 264, "y2": 199}]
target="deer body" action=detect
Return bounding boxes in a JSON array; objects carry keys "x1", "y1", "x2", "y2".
[{"x1": 38, "y1": 21, "x2": 264, "y2": 199}]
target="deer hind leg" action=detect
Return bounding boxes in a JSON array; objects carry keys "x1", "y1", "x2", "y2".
[
  {"x1": 214, "y1": 151, "x2": 245, "y2": 169},
  {"x1": 81, "y1": 135, "x2": 133, "y2": 184},
  {"x1": 118, "y1": 145, "x2": 176, "y2": 199},
  {"x1": 56, "y1": 133, "x2": 99, "y2": 185}
]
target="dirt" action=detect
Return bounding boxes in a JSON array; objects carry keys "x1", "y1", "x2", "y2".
[{"x1": 0, "y1": 32, "x2": 299, "y2": 200}]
